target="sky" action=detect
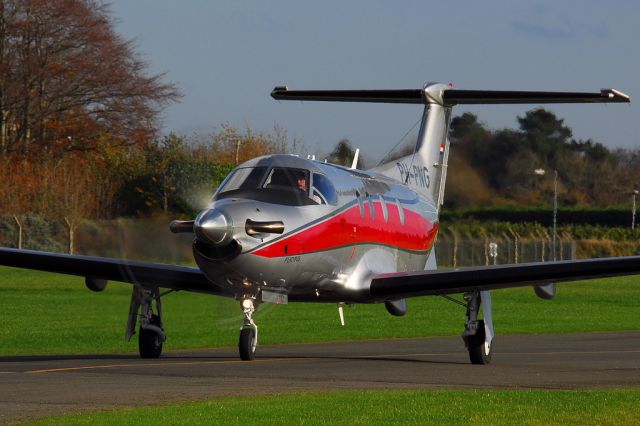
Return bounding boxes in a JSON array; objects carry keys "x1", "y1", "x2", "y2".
[{"x1": 108, "y1": 0, "x2": 639, "y2": 161}]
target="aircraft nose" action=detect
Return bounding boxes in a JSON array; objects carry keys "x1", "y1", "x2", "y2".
[{"x1": 194, "y1": 208, "x2": 233, "y2": 246}]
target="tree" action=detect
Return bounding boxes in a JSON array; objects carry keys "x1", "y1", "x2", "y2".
[
  {"x1": 210, "y1": 124, "x2": 296, "y2": 164},
  {"x1": 450, "y1": 112, "x2": 490, "y2": 144},
  {"x1": 0, "y1": 0, "x2": 180, "y2": 156},
  {"x1": 518, "y1": 109, "x2": 572, "y2": 165},
  {"x1": 327, "y1": 138, "x2": 356, "y2": 166}
]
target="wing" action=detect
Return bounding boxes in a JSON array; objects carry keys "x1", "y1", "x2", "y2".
[
  {"x1": 0, "y1": 247, "x2": 225, "y2": 295},
  {"x1": 369, "y1": 256, "x2": 640, "y2": 301}
]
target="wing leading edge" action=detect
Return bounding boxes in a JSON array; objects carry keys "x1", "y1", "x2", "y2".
[
  {"x1": 369, "y1": 256, "x2": 640, "y2": 301},
  {"x1": 0, "y1": 247, "x2": 224, "y2": 295}
]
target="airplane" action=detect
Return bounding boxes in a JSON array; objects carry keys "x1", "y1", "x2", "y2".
[{"x1": 0, "y1": 83, "x2": 635, "y2": 364}]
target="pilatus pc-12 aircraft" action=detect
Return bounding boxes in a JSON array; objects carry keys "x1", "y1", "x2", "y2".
[{"x1": 0, "y1": 83, "x2": 635, "y2": 364}]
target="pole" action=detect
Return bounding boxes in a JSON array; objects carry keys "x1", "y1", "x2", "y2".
[
  {"x1": 13, "y1": 215, "x2": 22, "y2": 249},
  {"x1": 633, "y1": 190, "x2": 638, "y2": 230},
  {"x1": 235, "y1": 140, "x2": 241, "y2": 163},
  {"x1": 552, "y1": 170, "x2": 558, "y2": 261}
]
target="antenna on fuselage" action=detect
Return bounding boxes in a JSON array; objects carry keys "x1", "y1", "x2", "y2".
[{"x1": 350, "y1": 148, "x2": 360, "y2": 169}]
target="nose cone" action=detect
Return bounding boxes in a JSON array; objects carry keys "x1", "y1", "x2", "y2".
[{"x1": 194, "y1": 209, "x2": 233, "y2": 246}]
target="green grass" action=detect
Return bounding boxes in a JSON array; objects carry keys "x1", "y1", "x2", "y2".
[
  {"x1": 27, "y1": 389, "x2": 640, "y2": 425},
  {"x1": 1, "y1": 266, "x2": 639, "y2": 356}
]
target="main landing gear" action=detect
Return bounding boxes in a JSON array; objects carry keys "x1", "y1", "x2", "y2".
[
  {"x1": 461, "y1": 290, "x2": 494, "y2": 364},
  {"x1": 239, "y1": 297, "x2": 258, "y2": 361},
  {"x1": 126, "y1": 286, "x2": 166, "y2": 359}
]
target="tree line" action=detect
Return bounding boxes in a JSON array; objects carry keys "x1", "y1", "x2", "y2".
[
  {"x1": 324, "y1": 109, "x2": 640, "y2": 210},
  {"x1": 0, "y1": 125, "x2": 300, "y2": 219},
  {"x1": 445, "y1": 110, "x2": 639, "y2": 209}
]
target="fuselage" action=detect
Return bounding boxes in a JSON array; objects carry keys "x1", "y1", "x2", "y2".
[{"x1": 193, "y1": 154, "x2": 438, "y2": 303}]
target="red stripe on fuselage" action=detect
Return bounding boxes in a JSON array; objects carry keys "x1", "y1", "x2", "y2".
[{"x1": 251, "y1": 201, "x2": 438, "y2": 258}]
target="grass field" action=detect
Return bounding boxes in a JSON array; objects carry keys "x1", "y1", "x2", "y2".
[
  {"x1": 1, "y1": 266, "x2": 639, "y2": 355},
  {"x1": 27, "y1": 389, "x2": 640, "y2": 425}
]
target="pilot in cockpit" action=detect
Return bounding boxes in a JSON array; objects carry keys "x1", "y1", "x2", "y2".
[
  {"x1": 295, "y1": 175, "x2": 322, "y2": 204},
  {"x1": 296, "y1": 177, "x2": 308, "y2": 192}
]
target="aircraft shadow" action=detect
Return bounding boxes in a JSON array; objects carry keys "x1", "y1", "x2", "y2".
[
  {"x1": 0, "y1": 353, "x2": 468, "y2": 366},
  {"x1": 0, "y1": 353, "x2": 140, "y2": 363},
  {"x1": 269, "y1": 354, "x2": 470, "y2": 366}
]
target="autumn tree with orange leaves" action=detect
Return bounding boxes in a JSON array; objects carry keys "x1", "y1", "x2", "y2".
[
  {"x1": 0, "y1": 0, "x2": 180, "y2": 155},
  {"x1": 0, "y1": 0, "x2": 181, "y2": 237}
]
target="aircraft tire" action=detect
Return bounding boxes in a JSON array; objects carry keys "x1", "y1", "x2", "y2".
[
  {"x1": 467, "y1": 319, "x2": 492, "y2": 365},
  {"x1": 138, "y1": 315, "x2": 163, "y2": 359},
  {"x1": 239, "y1": 328, "x2": 257, "y2": 361}
]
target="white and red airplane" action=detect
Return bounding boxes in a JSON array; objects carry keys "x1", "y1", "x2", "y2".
[{"x1": 0, "y1": 83, "x2": 635, "y2": 364}]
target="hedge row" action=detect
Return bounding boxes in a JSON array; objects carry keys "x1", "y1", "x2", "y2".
[{"x1": 441, "y1": 207, "x2": 636, "y2": 228}]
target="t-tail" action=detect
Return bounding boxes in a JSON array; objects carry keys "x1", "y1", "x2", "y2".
[{"x1": 272, "y1": 83, "x2": 629, "y2": 212}]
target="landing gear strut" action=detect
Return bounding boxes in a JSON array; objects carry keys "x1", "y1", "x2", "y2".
[
  {"x1": 239, "y1": 297, "x2": 258, "y2": 361},
  {"x1": 126, "y1": 286, "x2": 166, "y2": 359},
  {"x1": 462, "y1": 290, "x2": 493, "y2": 365}
]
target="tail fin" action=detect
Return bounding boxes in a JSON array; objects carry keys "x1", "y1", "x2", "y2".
[
  {"x1": 272, "y1": 84, "x2": 629, "y2": 209},
  {"x1": 369, "y1": 84, "x2": 452, "y2": 209}
]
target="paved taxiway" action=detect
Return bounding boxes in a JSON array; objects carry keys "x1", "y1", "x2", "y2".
[{"x1": 1, "y1": 332, "x2": 639, "y2": 423}]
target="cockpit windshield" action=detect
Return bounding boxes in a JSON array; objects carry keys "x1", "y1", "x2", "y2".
[
  {"x1": 217, "y1": 167, "x2": 267, "y2": 194},
  {"x1": 215, "y1": 165, "x2": 339, "y2": 206},
  {"x1": 263, "y1": 168, "x2": 310, "y2": 193}
]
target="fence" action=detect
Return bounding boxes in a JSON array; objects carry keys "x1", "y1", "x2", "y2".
[
  {"x1": 0, "y1": 216, "x2": 194, "y2": 263},
  {"x1": 434, "y1": 232, "x2": 576, "y2": 267}
]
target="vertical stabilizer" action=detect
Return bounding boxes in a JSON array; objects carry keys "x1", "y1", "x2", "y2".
[{"x1": 370, "y1": 83, "x2": 452, "y2": 210}]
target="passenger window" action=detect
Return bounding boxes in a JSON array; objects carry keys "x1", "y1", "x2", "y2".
[{"x1": 311, "y1": 174, "x2": 338, "y2": 205}]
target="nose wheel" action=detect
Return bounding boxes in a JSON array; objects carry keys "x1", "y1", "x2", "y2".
[
  {"x1": 239, "y1": 327, "x2": 257, "y2": 360},
  {"x1": 239, "y1": 297, "x2": 258, "y2": 360}
]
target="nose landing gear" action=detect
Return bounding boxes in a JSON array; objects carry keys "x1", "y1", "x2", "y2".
[{"x1": 239, "y1": 297, "x2": 258, "y2": 360}]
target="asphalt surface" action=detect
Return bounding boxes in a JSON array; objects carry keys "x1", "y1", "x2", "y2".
[{"x1": 1, "y1": 332, "x2": 639, "y2": 423}]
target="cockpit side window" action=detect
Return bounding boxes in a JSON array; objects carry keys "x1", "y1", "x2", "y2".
[
  {"x1": 217, "y1": 167, "x2": 267, "y2": 194},
  {"x1": 311, "y1": 173, "x2": 338, "y2": 205}
]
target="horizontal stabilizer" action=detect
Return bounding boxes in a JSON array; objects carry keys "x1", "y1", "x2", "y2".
[
  {"x1": 271, "y1": 85, "x2": 630, "y2": 106},
  {"x1": 442, "y1": 89, "x2": 630, "y2": 105},
  {"x1": 272, "y1": 87, "x2": 424, "y2": 104}
]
